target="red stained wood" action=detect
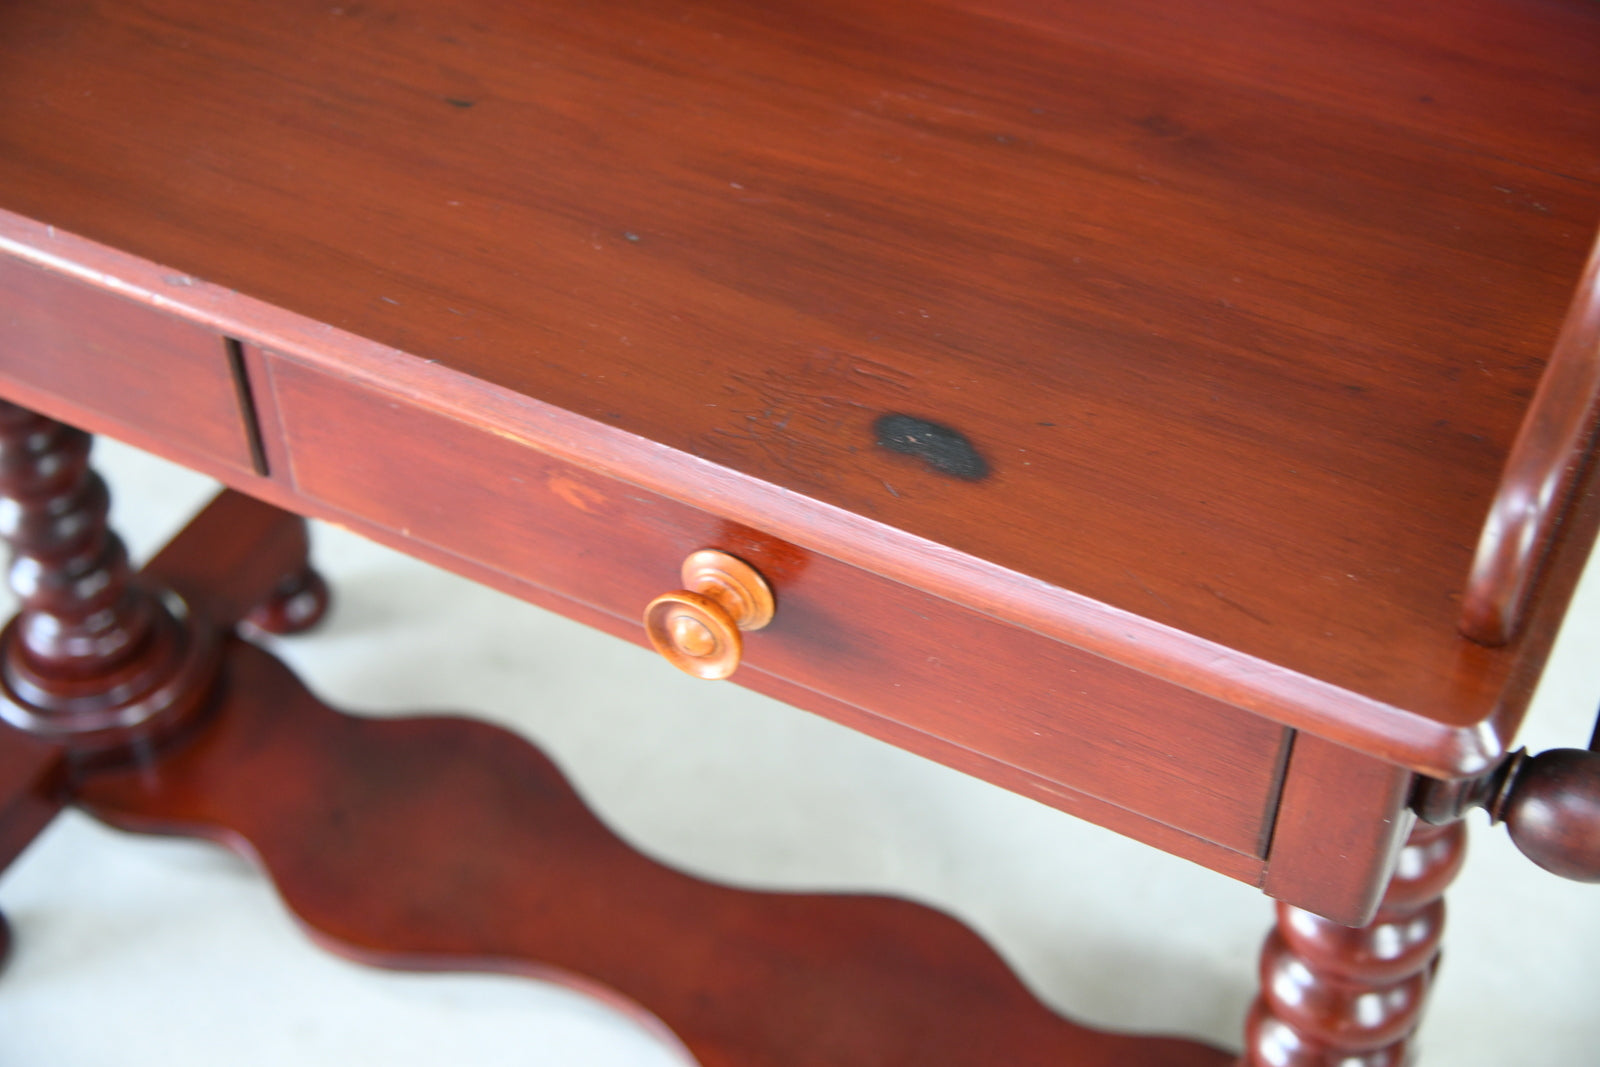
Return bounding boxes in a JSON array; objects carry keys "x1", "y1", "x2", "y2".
[
  {"x1": 0, "y1": 723, "x2": 65, "y2": 873},
  {"x1": 1462, "y1": 229, "x2": 1600, "y2": 645},
  {"x1": 0, "y1": 712, "x2": 63, "y2": 971},
  {"x1": 1499, "y1": 748, "x2": 1600, "y2": 882},
  {"x1": 948, "y1": 0, "x2": 1600, "y2": 185},
  {"x1": 1260, "y1": 734, "x2": 1414, "y2": 926},
  {"x1": 241, "y1": 567, "x2": 330, "y2": 637},
  {"x1": 184, "y1": 484, "x2": 1276, "y2": 887},
  {"x1": 0, "y1": 403, "x2": 219, "y2": 757},
  {"x1": 4, "y1": 482, "x2": 1241, "y2": 1059},
  {"x1": 0, "y1": 0, "x2": 1593, "y2": 1018},
  {"x1": 75, "y1": 637, "x2": 1232, "y2": 1067},
  {"x1": 0, "y1": 483, "x2": 312, "y2": 906},
  {"x1": 143, "y1": 488, "x2": 320, "y2": 633},
  {"x1": 1244, "y1": 821, "x2": 1465, "y2": 1065},
  {"x1": 0, "y1": 254, "x2": 252, "y2": 477},
  {"x1": 744, "y1": 665, "x2": 1269, "y2": 887},
  {"x1": 268, "y1": 354, "x2": 1290, "y2": 859},
  {"x1": 0, "y1": 1, "x2": 1595, "y2": 777}
]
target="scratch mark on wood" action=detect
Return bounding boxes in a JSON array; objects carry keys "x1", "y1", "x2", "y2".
[
  {"x1": 1125, "y1": 569, "x2": 1172, "y2": 613},
  {"x1": 1198, "y1": 582, "x2": 1271, "y2": 626}
]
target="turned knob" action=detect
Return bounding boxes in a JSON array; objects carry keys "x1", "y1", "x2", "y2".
[
  {"x1": 1416, "y1": 740, "x2": 1600, "y2": 883},
  {"x1": 1499, "y1": 748, "x2": 1600, "y2": 882},
  {"x1": 644, "y1": 550, "x2": 774, "y2": 680}
]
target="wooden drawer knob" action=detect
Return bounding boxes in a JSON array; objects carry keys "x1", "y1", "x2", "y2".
[
  {"x1": 644, "y1": 550, "x2": 774, "y2": 680},
  {"x1": 1499, "y1": 748, "x2": 1600, "y2": 882}
]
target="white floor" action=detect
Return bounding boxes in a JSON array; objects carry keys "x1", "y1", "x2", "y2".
[{"x1": 1, "y1": 439, "x2": 1597, "y2": 1065}]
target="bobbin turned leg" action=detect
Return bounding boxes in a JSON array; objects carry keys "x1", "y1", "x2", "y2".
[
  {"x1": 0, "y1": 400, "x2": 219, "y2": 760},
  {"x1": 0, "y1": 400, "x2": 188, "y2": 971},
  {"x1": 1241, "y1": 820, "x2": 1465, "y2": 1066}
]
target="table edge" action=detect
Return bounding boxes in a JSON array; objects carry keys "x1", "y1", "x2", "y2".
[{"x1": 0, "y1": 208, "x2": 1562, "y2": 780}]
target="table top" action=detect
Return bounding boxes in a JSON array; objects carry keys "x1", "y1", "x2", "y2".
[{"x1": 1, "y1": 0, "x2": 1597, "y2": 777}]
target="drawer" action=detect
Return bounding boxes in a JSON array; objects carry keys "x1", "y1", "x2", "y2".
[
  {"x1": 266, "y1": 354, "x2": 1290, "y2": 860},
  {"x1": 0, "y1": 255, "x2": 257, "y2": 476}
]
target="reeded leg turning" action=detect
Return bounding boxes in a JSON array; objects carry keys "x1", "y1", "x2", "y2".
[{"x1": 1241, "y1": 821, "x2": 1465, "y2": 1066}]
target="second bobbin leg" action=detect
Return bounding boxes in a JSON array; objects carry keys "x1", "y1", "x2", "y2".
[{"x1": 1241, "y1": 820, "x2": 1465, "y2": 1065}]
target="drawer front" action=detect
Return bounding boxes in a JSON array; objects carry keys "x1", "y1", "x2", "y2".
[
  {"x1": 0, "y1": 255, "x2": 256, "y2": 475},
  {"x1": 268, "y1": 355, "x2": 1289, "y2": 857}
]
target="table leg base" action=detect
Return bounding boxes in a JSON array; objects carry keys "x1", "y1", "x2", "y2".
[
  {"x1": 0, "y1": 713, "x2": 69, "y2": 977},
  {"x1": 242, "y1": 566, "x2": 330, "y2": 637},
  {"x1": 69, "y1": 635, "x2": 1227, "y2": 1066}
]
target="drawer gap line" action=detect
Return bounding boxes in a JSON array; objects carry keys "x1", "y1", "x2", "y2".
[{"x1": 224, "y1": 336, "x2": 270, "y2": 477}]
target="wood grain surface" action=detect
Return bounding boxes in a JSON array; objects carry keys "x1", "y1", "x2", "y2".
[
  {"x1": 0, "y1": 255, "x2": 252, "y2": 476},
  {"x1": 1462, "y1": 229, "x2": 1600, "y2": 646},
  {"x1": 269, "y1": 354, "x2": 1291, "y2": 858},
  {"x1": 1259, "y1": 734, "x2": 1414, "y2": 925},
  {"x1": 0, "y1": 471, "x2": 1239, "y2": 1063},
  {"x1": 0, "y1": 0, "x2": 1597, "y2": 775}
]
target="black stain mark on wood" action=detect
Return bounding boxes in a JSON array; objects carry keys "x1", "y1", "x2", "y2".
[
  {"x1": 874, "y1": 414, "x2": 988, "y2": 481},
  {"x1": 444, "y1": 97, "x2": 476, "y2": 108}
]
